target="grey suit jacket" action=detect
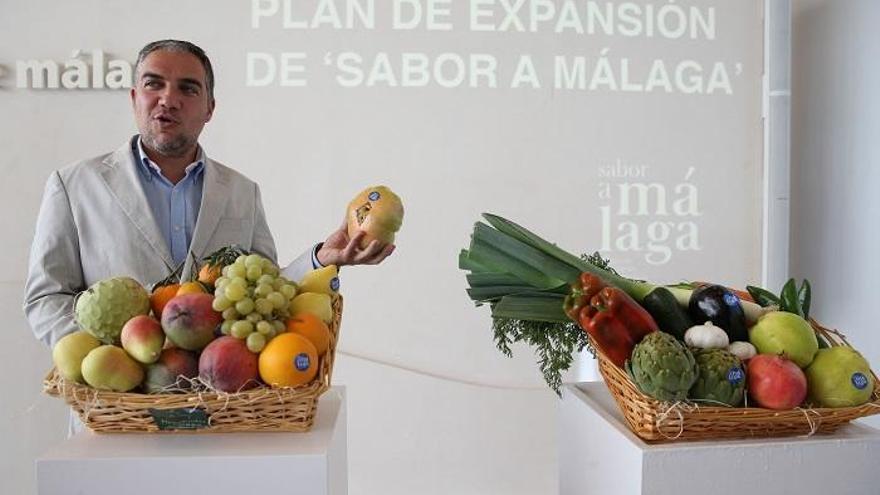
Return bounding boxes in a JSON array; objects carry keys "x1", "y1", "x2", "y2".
[{"x1": 24, "y1": 137, "x2": 314, "y2": 347}]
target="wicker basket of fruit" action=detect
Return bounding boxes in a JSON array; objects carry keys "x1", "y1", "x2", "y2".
[
  {"x1": 44, "y1": 248, "x2": 344, "y2": 433},
  {"x1": 460, "y1": 213, "x2": 880, "y2": 442}
]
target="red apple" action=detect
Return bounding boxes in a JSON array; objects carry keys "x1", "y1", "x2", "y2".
[
  {"x1": 747, "y1": 354, "x2": 808, "y2": 409},
  {"x1": 161, "y1": 293, "x2": 221, "y2": 351}
]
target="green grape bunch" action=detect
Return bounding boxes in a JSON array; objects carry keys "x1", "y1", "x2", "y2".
[{"x1": 211, "y1": 253, "x2": 297, "y2": 353}]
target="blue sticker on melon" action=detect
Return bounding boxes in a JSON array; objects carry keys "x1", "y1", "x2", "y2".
[
  {"x1": 294, "y1": 353, "x2": 311, "y2": 371},
  {"x1": 330, "y1": 277, "x2": 340, "y2": 291},
  {"x1": 852, "y1": 372, "x2": 869, "y2": 390},
  {"x1": 368, "y1": 191, "x2": 380, "y2": 201}
]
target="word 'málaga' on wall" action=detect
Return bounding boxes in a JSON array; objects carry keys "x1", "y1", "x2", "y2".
[
  {"x1": 5, "y1": 50, "x2": 132, "y2": 90},
  {"x1": 246, "y1": 0, "x2": 742, "y2": 93},
  {"x1": 597, "y1": 161, "x2": 701, "y2": 266}
]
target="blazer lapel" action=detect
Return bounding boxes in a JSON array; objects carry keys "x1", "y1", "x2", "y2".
[
  {"x1": 187, "y1": 158, "x2": 231, "y2": 267},
  {"x1": 99, "y1": 138, "x2": 176, "y2": 272}
]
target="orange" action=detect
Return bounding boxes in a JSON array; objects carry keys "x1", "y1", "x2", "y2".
[
  {"x1": 176, "y1": 281, "x2": 206, "y2": 296},
  {"x1": 258, "y1": 333, "x2": 318, "y2": 388},
  {"x1": 150, "y1": 283, "x2": 180, "y2": 319},
  {"x1": 286, "y1": 313, "x2": 331, "y2": 356},
  {"x1": 198, "y1": 264, "x2": 222, "y2": 286}
]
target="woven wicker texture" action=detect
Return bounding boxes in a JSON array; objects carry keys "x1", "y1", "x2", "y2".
[
  {"x1": 597, "y1": 319, "x2": 880, "y2": 442},
  {"x1": 43, "y1": 297, "x2": 343, "y2": 433}
]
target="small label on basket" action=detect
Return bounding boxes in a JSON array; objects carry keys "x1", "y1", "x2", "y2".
[
  {"x1": 727, "y1": 367, "x2": 744, "y2": 385},
  {"x1": 852, "y1": 372, "x2": 869, "y2": 390},
  {"x1": 149, "y1": 407, "x2": 209, "y2": 430},
  {"x1": 294, "y1": 353, "x2": 311, "y2": 371}
]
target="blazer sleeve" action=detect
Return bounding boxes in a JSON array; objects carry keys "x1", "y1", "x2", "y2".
[
  {"x1": 23, "y1": 171, "x2": 84, "y2": 347},
  {"x1": 280, "y1": 245, "x2": 320, "y2": 284}
]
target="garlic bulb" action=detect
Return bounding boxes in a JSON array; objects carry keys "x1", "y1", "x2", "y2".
[
  {"x1": 684, "y1": 321, "x2": 729, "y2": 349},
  {"x1": 727, "y1": 341, "x2": 758, "y2": 361}
]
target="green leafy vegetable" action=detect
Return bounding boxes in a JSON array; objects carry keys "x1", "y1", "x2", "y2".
[
  {"x1": 492, "y1": 317, "x2": 591, "y2": 395},
  {"x1": 747, "y1": 277, "x2": 812, "y2": 319}
]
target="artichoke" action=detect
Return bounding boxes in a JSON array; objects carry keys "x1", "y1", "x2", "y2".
[
  {"x1": 689, "y1": 348, "x2": 745, "y2": 407},
  {"x1": 626, "y1": 331, "x2": 697, "y2": 401}
]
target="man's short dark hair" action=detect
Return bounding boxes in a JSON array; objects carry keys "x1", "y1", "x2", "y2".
[{"x1": 135, "y1": 40, "x2": 215, "y2": 101}]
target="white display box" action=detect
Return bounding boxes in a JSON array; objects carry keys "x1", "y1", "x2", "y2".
[
  {"x1": 36, "y1": 387, "x2": 347, "y2": 495},
  {"x1": 560, "y1": 382, "x2": 880, "y2": 495}
]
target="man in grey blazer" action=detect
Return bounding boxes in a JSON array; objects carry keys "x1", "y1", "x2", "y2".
[{"x1": 24, "y1": 40, "x2": 393, "y2": 347}]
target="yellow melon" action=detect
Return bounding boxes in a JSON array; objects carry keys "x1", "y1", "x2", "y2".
[{"x1": 346, "y1": 186, "x2": 404, "y2": 248}]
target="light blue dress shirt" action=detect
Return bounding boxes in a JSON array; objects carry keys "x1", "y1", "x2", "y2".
[
  {"x1": 134, "y1": 137, "x2": 205, "y2": 268},
  {"x1": 132, "y1": 137, "x2": 324, "y2": 270}
]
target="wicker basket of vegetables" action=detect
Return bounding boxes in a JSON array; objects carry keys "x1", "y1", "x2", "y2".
[{"x1": 460, "y1": 214, "x2": 880, "y2": 442}]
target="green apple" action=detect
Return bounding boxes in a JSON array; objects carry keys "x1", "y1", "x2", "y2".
[
  {"x1": 805, "y1": 347, "x2": 875, "y2": 407},
  {"x1": 749, "y1": 311, "x2": 818, "y2": 368}
]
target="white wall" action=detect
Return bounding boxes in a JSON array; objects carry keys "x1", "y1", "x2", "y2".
[{"x1": 791, "y1": 0, "x2": 880, "y2": 428}]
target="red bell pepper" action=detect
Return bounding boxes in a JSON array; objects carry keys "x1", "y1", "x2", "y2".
[{"x1": 564, "y1": 273, "x2": 658, "y2": 367}]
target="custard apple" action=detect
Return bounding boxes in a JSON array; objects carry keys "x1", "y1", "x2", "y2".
[
  {"x1": 75, "y1": 276, "x2": 150, "y2": 344},
  {"x1": 689, "y1": 348, "x2": 745, "y2": 406},
  {"x1": 626, "y1": 331, "x2": 697, "y2": 401}
]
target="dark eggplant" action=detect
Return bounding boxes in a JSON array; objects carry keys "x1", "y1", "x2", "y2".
[{"x1": 687, "y1": 284, "x2": 749, "y2": 342}]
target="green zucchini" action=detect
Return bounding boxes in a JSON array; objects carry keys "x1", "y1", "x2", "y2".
[{"x1": 641, "y1": 287, "x2": 693, "y2": 340}]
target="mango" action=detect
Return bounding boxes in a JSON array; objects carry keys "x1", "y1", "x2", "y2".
[
  {"x1": 143, "y1": 348, "x2": 199, "y2": 393},
  {"x1": 121, "y1": 315, "x2": 164, "y2": 364},
  {"x1": 161, "y1": 293, "x2": 221, "y2": 351},
  {"x1": 290, "y1": 292, "x2": 333, "y2": 324},
  {"x1": 52, "y1": 331, "x2": 101, "y2": 383},
  {"x1": 81, "y1": 345, "x2": 144, "y2": 392},
  {"x1": 199, "y1": 337, "x2": 259, "y2": 393}
]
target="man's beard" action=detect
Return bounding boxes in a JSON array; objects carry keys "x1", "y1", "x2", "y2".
[{"x1": 142, "y1": 131, "x2": 194, "y2": 158}]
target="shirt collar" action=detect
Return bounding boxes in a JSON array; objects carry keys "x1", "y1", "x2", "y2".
[{"x1": 135, "y1": 136, "x2": 205, "y2": 183}]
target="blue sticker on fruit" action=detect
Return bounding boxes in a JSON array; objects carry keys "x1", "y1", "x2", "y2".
[
  {"x1": 294, "y1": 353, "x2": 311, "y2": 371},
  {"x1": 852, "y1": 372, "x2": 869, "y2": 390},
  {"x1": 727, "y1": 367, "x2": 744, "y2": 385},
  {"x1": 723, "y1": 291, "x2": 740, "y2": 306},
  {"x1": 330, "y1": 277, "x2": 340, "y2": 291},
  {"x1": 368, "y1": 191, "x2": 380, "y2": 201}
]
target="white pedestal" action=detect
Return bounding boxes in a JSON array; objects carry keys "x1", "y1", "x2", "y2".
[
  {"x1": 560, "y1": 382, "x2": 880, "y2": 495},
  {"x1": 36, "y1": 387, "x2": 347, "y2": 495}
]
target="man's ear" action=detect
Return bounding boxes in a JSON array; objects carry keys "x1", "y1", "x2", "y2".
[
  {"x1": 206, "y1": 99, "x2": 216, "y2": 123},
  {"x1": 130, "y1": 87, "x2": 136, "y2": 107}
]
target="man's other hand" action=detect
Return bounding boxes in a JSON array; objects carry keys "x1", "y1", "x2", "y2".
[{"x1": 316, "y1": 220, "x2": 395, "y2": 267}]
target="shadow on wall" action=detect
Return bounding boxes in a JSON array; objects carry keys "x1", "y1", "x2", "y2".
[{"x1": 790, "y1": 0, "x2": 880, "y2": 431}]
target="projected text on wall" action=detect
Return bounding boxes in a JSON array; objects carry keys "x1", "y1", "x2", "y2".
[{"x1": 246, "y1": 0, "x2": 741, "y2": 95}]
